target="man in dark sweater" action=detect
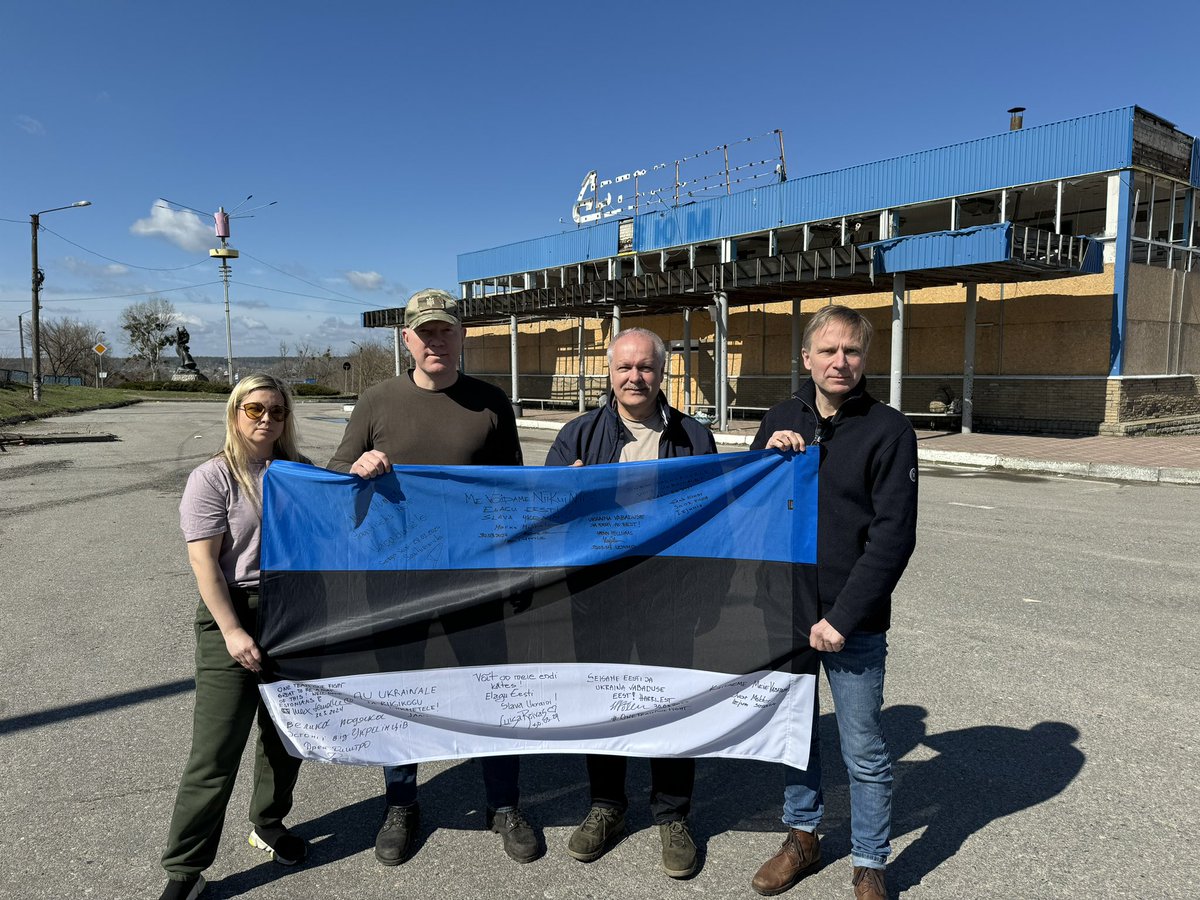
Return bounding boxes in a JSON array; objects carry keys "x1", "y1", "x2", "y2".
[
  {"x1": 546, "y1": 328, "x2": 716, "y2": 880},
  {"x1": 748, "y1": 305, "x2": 918, "y2": 900},
  {"x1": 327, "y1": 289, "x2": 537, "y2": 867}
]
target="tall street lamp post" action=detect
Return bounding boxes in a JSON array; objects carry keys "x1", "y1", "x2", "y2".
[{"x1": 31, "y1": 201, "x2": 92, "y2": 402}]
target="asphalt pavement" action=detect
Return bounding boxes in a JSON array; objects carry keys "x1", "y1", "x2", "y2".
[{"x1": 1, "y1": 400, "x2": 1197, "y2": 899}]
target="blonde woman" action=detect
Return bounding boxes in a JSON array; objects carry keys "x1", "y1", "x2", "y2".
[{"x1": 159, "y1": 374, "x2": 311, "y2": 900}]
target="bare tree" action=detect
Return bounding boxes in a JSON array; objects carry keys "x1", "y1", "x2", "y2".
[
  {"x1": 39, "y1": 317, "x2": 102, "y2": 378},
  {"x1": 119, "y1": 297, "x2": 177, "y2": 380},
  {"x1": 307, "y1": 345, "x2": 339, "y2": 390},
  {"x1": 274, "y1": 341, "x2": 294, "y2": 381},
  {"x1": 347, "y1": 339, "x2": 394, "y2": 394}
]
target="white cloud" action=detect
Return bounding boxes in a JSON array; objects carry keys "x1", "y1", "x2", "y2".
[
  {"x1": 345, "y1": 270, "x2": 385, "y2": 291},
  {"x1": 63, "y1": 256, "x2": 129, "y2": 278},
  {"x1": 16, "y1": 115, "x2": 45, "y2": 136},
  {"x1": 130, "y1": 202, "x2": 215, "y2": 253}
]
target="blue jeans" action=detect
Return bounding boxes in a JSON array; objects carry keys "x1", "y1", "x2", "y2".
[
  {"x1": 383, "y1": 757, "x2": 520, "y2": 811},
  {"x1": 783, "y1": 631, "x2": 891, "y2": 869}
]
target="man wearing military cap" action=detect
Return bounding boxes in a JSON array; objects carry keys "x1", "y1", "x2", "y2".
[{"x1": 328, "y1": 288, "x2": 536, "y2": 866}]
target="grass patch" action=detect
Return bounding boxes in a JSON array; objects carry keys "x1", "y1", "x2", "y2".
[
  {"x1": 0, "y1": 381, "x2": 347, "y2": 427},
  {"x1": 0, "y1": 383, "x2": 222, "y2": 427}
]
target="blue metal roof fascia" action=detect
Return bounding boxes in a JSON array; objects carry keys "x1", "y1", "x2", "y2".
[
  {"x1": 633, "y1": 185, "x2": 786, "y2": 251},
  {"x1": 633, "y1": 108, "x2": 1139, "y2": 253},
  {"x1": 457, "y1": 220, "x2": 620, "y2": 283},
  {"x1": 1191, "y1": 137, "x2": 1200, "y2": 187},
  {"x1": 778, "y1": 107, "x2": 1138, "y2": 223},
  {"x1": 459, "y1": 107, "x2": 1141, "y2": 279},
  {"x1": 870, "y1": 223, "x2": 1013, "y2": 274},
  {"x1": 869, "y1": 223, "x2": 1102, "y2": 275}
]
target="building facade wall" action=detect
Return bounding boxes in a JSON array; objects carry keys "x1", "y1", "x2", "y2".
[
  {"x1": 1125, "y1": 262, "x2": 1200, "y2": 376},
  {"x1": 463, "y1": 266, "x2": 1162, "y2": 433}
]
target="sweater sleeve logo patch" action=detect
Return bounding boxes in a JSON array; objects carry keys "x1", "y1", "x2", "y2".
[{"x1": 909, "y1": 467, "x2": 917, "y2": 482}]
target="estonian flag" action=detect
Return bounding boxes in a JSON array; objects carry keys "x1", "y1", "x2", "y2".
[{"x1": 257, "y1": 450, "x2": 820, "y2": 769}]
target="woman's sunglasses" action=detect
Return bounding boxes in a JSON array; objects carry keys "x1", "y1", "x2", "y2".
[{"x1": 239, "y1": 402, "x2": 290, "y2": 423}]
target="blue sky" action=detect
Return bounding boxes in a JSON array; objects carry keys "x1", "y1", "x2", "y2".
[{"x1": 3, "y1": 0, "x2": 1198, "y2": 360}]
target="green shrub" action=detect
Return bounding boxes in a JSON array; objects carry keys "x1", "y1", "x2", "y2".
[
  {"x1": 293, "y1": 383, "x2": 339, "y2": 397},
  {"x1": 121, "y1": 380, "x2": 232, "y2": 394},
  {"x1": 119, "y1": 379, "x2": 336, "y2": 397}
]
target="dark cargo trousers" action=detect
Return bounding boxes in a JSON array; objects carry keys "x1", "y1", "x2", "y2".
[{"x1": 161, "y1": 589, "x2": 302, "y2": 878}]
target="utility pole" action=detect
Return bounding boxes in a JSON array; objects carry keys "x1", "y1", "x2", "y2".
[
  {"x1": 31, "y1": 214, "x2": 43, "y2": 401},
  {"x1": 18, "y1": 313, "x2": 26, "y2": 366},
  {"x1": 30, "y1": 201, "x2": 91, "y2": 402}
]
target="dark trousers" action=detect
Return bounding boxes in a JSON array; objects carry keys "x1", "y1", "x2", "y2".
[
  {"x1": 570, "y1": 576, "x2": 698, "y2": 824},
  {"x1": 385, "y1": 755, "x2": 520, "y2": 809},
  {"x1": 379, "y1": 599, "x2": 520, "y2": 810},
  {"x1": 587, "y1": 754, "x2": 695, "y2": 823},
  {"x1": 161, "y1": 590, "x2": 303, "y2": 878}
]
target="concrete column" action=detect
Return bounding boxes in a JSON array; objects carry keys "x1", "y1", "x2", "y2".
[
  {"x1": 1055, "y1": 180, "x2": 1064, "y2": 233},
  {"x1": 683, "y1": 308, "x2": 692, "y2": 413},
  {"x1": 1110, "y1": 171, "x2": 1135, "y2": 376},
  {"x1": 890, "y1": 274, "x2": 905, "y2": 410},
  {"x1": 577, "y1": 318, "x2": 586, "y2": 412},
  {"x1": 790, "y1": 297, "x2": 802, "y2": 394},
  {"x1": 962, "y1": 283, "x2": 977, "y2": 433},
  {"x1": 612, "y1": 305, "x2": 621, "y2": 336},
  {"x1": 509, "y1": 314, "x2": 519, "y2": 403},
  {"x1": 1104, "y1": 173, "x2": 1123, "y2": 265},
  {"x1": 1186, "y1": 189, "x2": 1197, "y2": 250},
  {"x1": 393, "y1": 326, "x2": 402, "y2": 377},
  {"x1": 715, "y1": 291, "x2": 729, "y2": 430}
]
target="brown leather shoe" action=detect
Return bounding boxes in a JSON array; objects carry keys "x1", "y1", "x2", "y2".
[
  {"x1": 852, "y1": 865, "x2": 887, "y2": 900},
  {"x1": 750, "y1": 828, "x2": 821, "y2": 896}
]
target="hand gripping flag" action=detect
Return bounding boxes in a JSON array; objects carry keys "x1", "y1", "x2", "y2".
[{"x1": 257, "y1": 450, "x2": 819, "y2": 769}]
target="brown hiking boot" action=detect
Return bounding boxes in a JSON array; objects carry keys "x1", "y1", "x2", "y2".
[
  {"x1": 852, "y1": 865, "x2": 887, "y2": 900},
  {"x1": 750, "y1": 828, "x2": 821, "y2": 896}
]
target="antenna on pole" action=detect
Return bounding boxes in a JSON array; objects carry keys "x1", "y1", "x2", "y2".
[
  {"x1": 159, "y1": 196, "x2": 275, "y2": 385},
  {"x1": 210, "y1": 208, "x2": 240, "y2": 385}
]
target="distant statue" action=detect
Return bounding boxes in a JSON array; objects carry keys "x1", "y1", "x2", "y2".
[{"x1": 174, "y1": 326, "x2": 197, "y2": 370}]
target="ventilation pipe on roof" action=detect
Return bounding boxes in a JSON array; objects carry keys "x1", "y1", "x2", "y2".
[{"x1": 1008, "y1": 107, "x2": 1026, "y2": 131}]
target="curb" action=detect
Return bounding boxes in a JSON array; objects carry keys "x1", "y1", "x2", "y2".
[
  {"x1": 514, "y1": 418, "x2": 564, "y2": 432},
  {"x1": 915, "y1": 448, "x2": 1200, "y2": 485},
  {"x1": 515, "y1": 419, "x2": 1200, "y2": 485}
]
